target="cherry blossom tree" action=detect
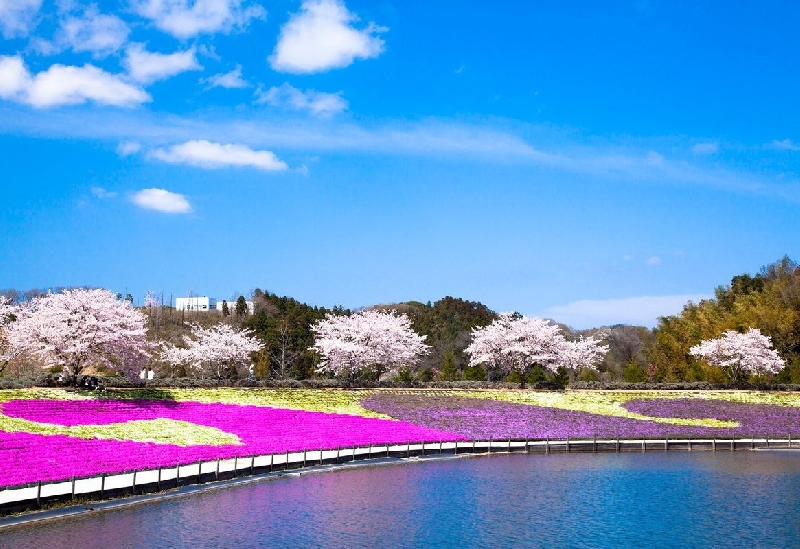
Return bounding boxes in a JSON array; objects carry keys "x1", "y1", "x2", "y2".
[
  {"x1": 161, "y1": 323, "x2": 264, "y2": 380},
  {"x1": 689, "y1": 328, "x2": 785, "y2": 382},
  {"x1": 0, "y1": 297, "x2": 20, "y2": 374},
  {"x1": 465, "y1": 313, "x2": 608, "y2": 385},
  {"x1": 8, "y1": 288, "x2": 152, "y2": 385},
  {"x1": 560, "y1": 336, "x2": 609, "y2": 371},
  {"x1": 310, "y1": 310, "x2": 430, "y2": 380}
]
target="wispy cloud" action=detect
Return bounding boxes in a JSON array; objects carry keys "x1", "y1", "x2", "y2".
[
  {"x1": 131, "y1": 0, "x2": 266, "y2": 39},
  {"x1": 2, "y1": 105, "x2": 799, "y2": 201},
  {"x1": 270, "y1": 0, "x2": 385, "y2": 74},
  {"x1": 201, "y1": 65, "x2": 248, "y2": 89},
  {"x1": 0, "y1": 55, "x2": 149, "y2": 108},
  {"x1": 692, "y1": 142, "x2": 718, "y2": 155},
  {"x1": 542, "y1": 294, "x2": 710, "y2": 329},
  {"x1": 255, "y1": 83, "x2": 347, "y2": 116},
  {"x1": 645, "y1": 256, "x2": 662, "y2": 266},
  {"x1": 91, "y1": 186, "x2": 118, "y2": 199},
  {"x1": 0, "y1": 0, "x2": 41, "y2": 38},
  {"x1": 116, "y1": 140, "x2": 141, "y2": 156},
  {"x1": 124, "y1": 44, "x2": 202, "y2": 84},
  {"x1": 130, "y1": 188, "x2": 191, "y2": 213},
  {"x1": 46, "y1": 6, "x2": 130, "y2": 58},
  {"x1": 150, "y1": 140, "x2": 288, "y2": 171},
  {"x1": 768, "y1": 138, "x2": 800, "y2": 151}
]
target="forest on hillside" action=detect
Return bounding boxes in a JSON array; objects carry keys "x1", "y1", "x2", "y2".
[{"x1": 2, "y1": 256, "x2": 798, "y2": 385}]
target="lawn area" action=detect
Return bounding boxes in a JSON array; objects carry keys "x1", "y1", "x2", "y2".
[{"x1": 2, "y1": 388, "x2": 800, "y2": 487}]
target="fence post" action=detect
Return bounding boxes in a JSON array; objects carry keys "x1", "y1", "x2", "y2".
[
  {"x1": 593, "y1": 435, "x2": 596, "y2": 453},
  {"x1": 488, "y1": 438, "x2": 492, "y2": 454},
  {"x1": 157, "y1": 467, "x2": 161, "y2": 491},
  {"x1": 386, "y1": 443, "x2": 390, "y2": 458},
  {"x1": 100, "y1": 474, "x2": 105, "y2": 499},
  {"x1": 546, "y1": 437, "x2": 549, "y2": 455},
  {"x1": 133, "y1": 469, "x2": 137, "y2": 495},
  {"x1": 525, "y1": 438, "x2": 529, "y2": 454},
  {"x1": 71, "y1": 476, "x2": 75, "y2": 500},
  {"x1": 566, "y1": 438, "x2": 570, "y2": 454},
  {"x1": 233, "y1": 457, "x2": 237, "y2": 477},
  {"x1": 336, "y1": 446, "x2": 340, "y2": 465},
  {"x1": 36, "y1": 480, "x2": 41, "y2": 509},
  {"x1": 641, "y1": 439, "x2": 645, "y2": 453},
  {"x1": 270, "y1": 454, "x2": 274, "y2": 472},
  {"x1": 712, "y1": 438, "x2": 716, "y2": 451},
  {"x1": 285, "y1": 449, "x2": 289, "y2": 468},
  {"x1": 303, "y1": 448, "x2": 307, "y2": 467},
  {"x1": 216, "y1": 459, "x2": 220, "y2": 480},
  {"x1": 616, "y1": 437, "x2": 619, "y2": 453},
  {"x1": 198, "y1": 460, "x2": 202, "y2": 484},
  {"x1": 177, "y1": 464, "x2": 181, "y2": 486},
  {"x1": 440, "y1": 440, "x2": 443, "y2": 454},
  {"x1": 251, "y1": 456, "x2": 255, "y2": 475}
]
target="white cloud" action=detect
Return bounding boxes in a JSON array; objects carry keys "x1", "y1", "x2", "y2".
[
  {"x1": 692, "y1": 142, "x2": 718, "y2": 155},
  {"x1": 130, "y1": 188, "x2": 191, "y2": 213},
  {"x1": 117, "y1": 140, "x2": 141, "y2": 156},
  {"x1": 201, "y1": 65, "x2": 248, "y2": 89},
  {"x1": 255, "y1": 83, "x2": 347, "y2": 116},
  {"x1": 0, "y1": 0, "x2": 42, "y2": 38},
  {"x1": 769, "y1": 138, "x2": 800, "y2": 151},
  {"x1": 56, "y1": 7, "x2": 130, "y2": 57},
  {"x1": 124, "y1": 44, "x2": 202, "y2": 84},
  {"x1": 0, "y1": 55, "x2": 150, "y2": 108},
  {"x1": 543, "y1": 294, "x2": 711, "y2": 329},
  {"x1": 151, "y1": 140, "x2": 288, "y2": 171},
  {"x1": 132, "y1": 0, "x2": 266, "y2": 39},
  {"x1": 0, "y1": 56, "x2": 30, "y2": 101},
  {"x1": 645, "y1": 256, "x2": 662, "y2": 266},
  {"x1": 270, "y1": 0, "x2": 385, "y2": 74}
]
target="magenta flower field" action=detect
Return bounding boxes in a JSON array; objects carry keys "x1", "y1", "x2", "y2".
[{"x1": 0, "y1": 399, "x2": 464, "y2": 487}]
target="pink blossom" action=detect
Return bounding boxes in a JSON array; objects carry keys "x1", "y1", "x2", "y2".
[{"x1": 310, "y1": 310, "x2": 429, "y2": 378}]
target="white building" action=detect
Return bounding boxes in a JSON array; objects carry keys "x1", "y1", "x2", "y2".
[{"x1": 175, "y1": 296, "x2": 217, "y2": 312}]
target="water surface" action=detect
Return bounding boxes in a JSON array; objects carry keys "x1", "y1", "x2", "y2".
[{"x1": 4, "y1": 452, "x2": 800, "y2": 548}]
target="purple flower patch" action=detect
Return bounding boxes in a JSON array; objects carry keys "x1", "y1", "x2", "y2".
[
  {"x1": 361, "y1": 393, "x2": 800, "y2": 440},
  {"x1": 623, "y1": 398, "x2": 800, "y2": 438}
]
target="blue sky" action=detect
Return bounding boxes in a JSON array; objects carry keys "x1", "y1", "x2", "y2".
[{"x1": 1, "y1": 1, "x2": 798, "y2": 329}]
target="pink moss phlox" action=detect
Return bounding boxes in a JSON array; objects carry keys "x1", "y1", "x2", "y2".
[{"x1": 0, "y1": 399, "x2": 465, "y2": 487}]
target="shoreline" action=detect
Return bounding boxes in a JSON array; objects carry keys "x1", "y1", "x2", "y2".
[
  {"x1": 2, "y1": 436, "x2": 798, "y2": 529},
  {"x1": 0, "y1": 452, "x2": 471, "y2": 531}
]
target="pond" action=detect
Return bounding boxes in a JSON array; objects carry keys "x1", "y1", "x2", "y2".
[{"x1": 4, "y1": 451, "x2": 800, "y2": 548}]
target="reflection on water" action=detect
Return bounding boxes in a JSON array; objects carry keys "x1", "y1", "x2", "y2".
[{"x1": 5, "y1": 452, "x2": 800, "y2": 548}]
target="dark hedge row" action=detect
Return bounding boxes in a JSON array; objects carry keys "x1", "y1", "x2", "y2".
[{"x1": 3, "y1": 376, "x2": 800, "y2": 392}]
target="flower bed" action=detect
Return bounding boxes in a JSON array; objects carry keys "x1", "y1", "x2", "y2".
[
  {"x1": 622, "y1": 398, "x2": 800, "y2": 437},
  {"x1": 0, "y1": 399, "x2": 464, "y2": 487},
  {"x1": 360, "y1": 393, "x2": 800, "y2": 440},
  {"x1": 2, "y1": 388, "x2": 800, "y2": 489}
]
